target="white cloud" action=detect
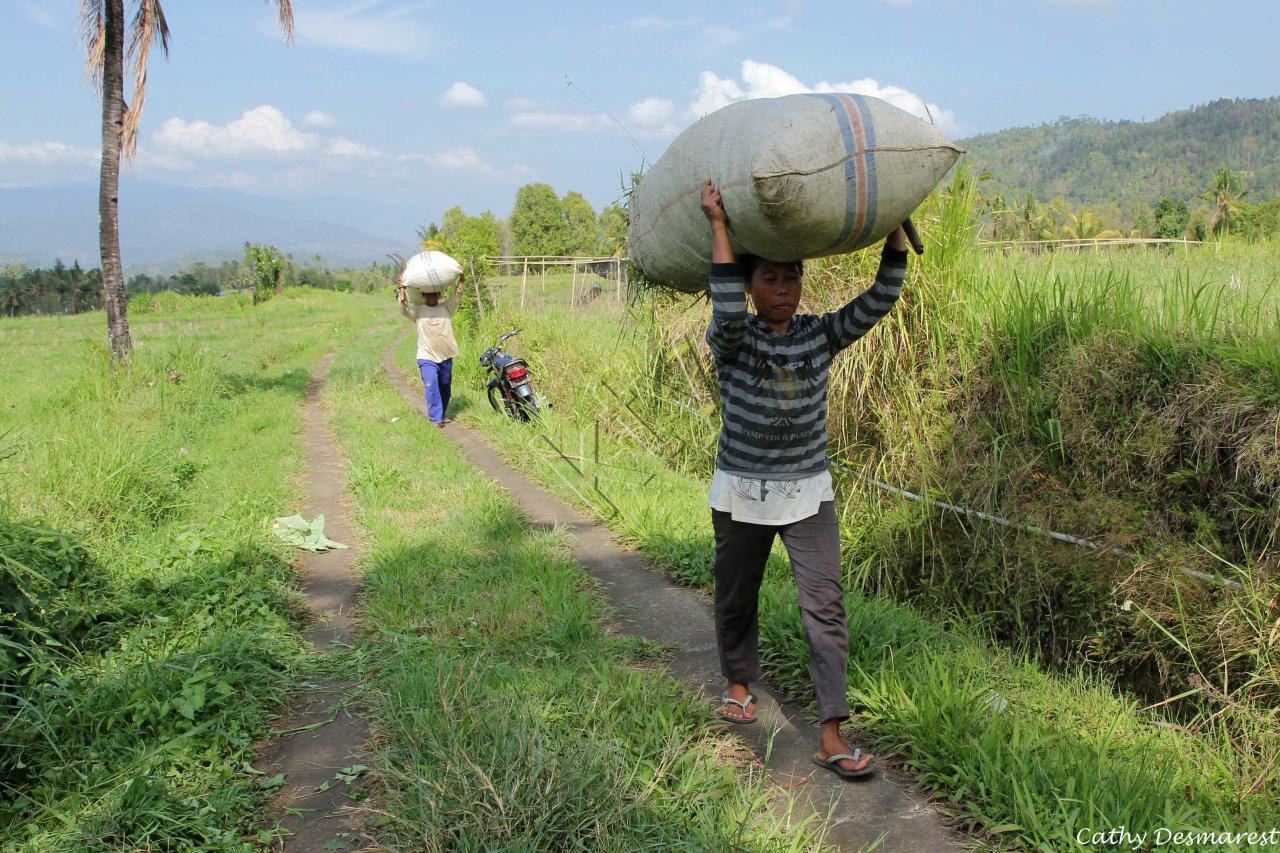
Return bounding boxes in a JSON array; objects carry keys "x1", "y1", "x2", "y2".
[
  {"x1": 327, "y1": 137, "x2": 382, "y2": 158},
  {"x1": 685, "y1": 60, "x2": 960, "y2": 135},
  {"x1": 425, "y1": 147, "x2": 493, "y2": 173},
  {"x1": 0, "y1": 141, "x2": 99, "y2": 165},
  {"x1": 155, "y1": 105, "x2": 318, "y2": 158},
  {"x1": 739, "y1": 61, "x2": 809, "y2": 98},
  {"x1": 153, "y1": 106, "x2": 387, "y2": 161},
  {"x1": 686, "y1": 70, "x2": 745, "y2": 117},
  {"x1": 439, "y1": 82, "x2": 488, "y2": 108},
  {"x1": 304, "y1": 110, "x2": 337, "y2": 128},
  {"x1": 287, "y1": 1, "x2": 430, "y2": 58},
  {"x1": 625, "y1": 97, "x2": 674, "y2": 127},
  {"x1": 509, "y1": 111, "x2": 611, "y2": 132},
  {"x1": 505, "y1": 97, "x2": 538, "y2": 111}
]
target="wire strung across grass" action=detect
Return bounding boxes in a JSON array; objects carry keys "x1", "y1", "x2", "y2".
[{"x1": 831, "y1": 460, "x2": 1244, "y2": 590}]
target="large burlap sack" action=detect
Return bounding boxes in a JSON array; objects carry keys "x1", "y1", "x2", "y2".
[
  {"x1": 627, "y1": 93, "x2": 963, "y2": 292},
  {"x1": 401, "y1": 250, "x2": 462, "y2": 293}
]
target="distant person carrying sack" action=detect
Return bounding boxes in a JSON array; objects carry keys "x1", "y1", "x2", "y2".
[
  {"x1": 397, "y1": 259, "x2": 465, "y2": 427},
  {"x1": 700, "y1": 178, "x2": 908, "y2": 781}
]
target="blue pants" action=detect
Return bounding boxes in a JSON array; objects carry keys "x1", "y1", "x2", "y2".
[{"x1": 417, "y1": 358, "x2": 452, "y2": 423}]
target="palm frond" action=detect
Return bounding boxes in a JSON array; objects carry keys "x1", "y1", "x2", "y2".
[
  {"x1": 79, "y1": 0, "x2": 105, "y2": 88},
  {"x1": 122, "y1": 0, "x2": 171, "y2": 157},
  {"x1": 271, "y1": 0, "x2": 295, "y2": 42}
]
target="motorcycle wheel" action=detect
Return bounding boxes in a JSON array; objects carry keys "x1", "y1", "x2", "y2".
[
  {"x1": 488, "y1": 384, "x2": 528, "y2": 421},
  {"x1": 510, "y1": 398, "x2": 533, "y2": 422}
]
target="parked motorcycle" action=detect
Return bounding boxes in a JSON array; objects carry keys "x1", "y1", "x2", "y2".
[{"x1": 479, "y1": 328, "x2": 547, "y2": 421}]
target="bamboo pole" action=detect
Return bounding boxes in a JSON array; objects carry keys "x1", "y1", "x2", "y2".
[
  {"x1": 520, "y1": 259, "x2": 527, "y2": 311},
  {"x1": 571, "y1": 260, "x2": 578, "y2": 310},
  {"x1": 467, "y1": 260, "x2": 484, "y2": 321}
]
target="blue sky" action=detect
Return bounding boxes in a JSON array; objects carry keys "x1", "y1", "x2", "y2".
[{"x1": 1, "y1": 0, "x2": 1276, "y2": 236}]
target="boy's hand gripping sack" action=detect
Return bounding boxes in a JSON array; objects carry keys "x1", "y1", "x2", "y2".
[{"x1": 628, "y1": 93, "x2": 963, "y2": 292}]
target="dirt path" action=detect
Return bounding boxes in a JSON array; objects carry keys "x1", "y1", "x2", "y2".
[
  {"x1": 382, "y1": 337, "x2": 963, "y2": 852},
  {"x1": 256, "y1": 353, "x2": 370, "y2": 851}
]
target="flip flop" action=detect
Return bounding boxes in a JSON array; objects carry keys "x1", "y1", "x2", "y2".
[
  {"x1": 718, "y1": 692, "x2": 757, "y2": 724},
  {"x1": 812, "y1": 749, "x2": 875, "y2": 780}
]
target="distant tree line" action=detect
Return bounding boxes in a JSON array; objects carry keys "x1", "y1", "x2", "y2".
[
  {"x1": 0, "y1": 244, "x2": 400, "y2": 318},
  {"x1": 1, "y1": 261, "x2": 103, "y2": 317},
  {"x1": 417, "y1": 185, "x2": 629, "y2": 273},
  {"x1": 979, "y1": 167, "x2": 1280, "y2": 242}
]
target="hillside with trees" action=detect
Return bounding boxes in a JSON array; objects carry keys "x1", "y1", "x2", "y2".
[{"x1": 962, "y1": 96, "x2": 1280, "y2": 236}]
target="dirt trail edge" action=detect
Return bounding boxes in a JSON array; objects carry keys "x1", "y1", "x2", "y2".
[
  {"x1": 382, "y1": 338, "x2": 962, "y2": 853},
  {"x1": 257, "y1": 352, "x2": 370, "y2": 851}
]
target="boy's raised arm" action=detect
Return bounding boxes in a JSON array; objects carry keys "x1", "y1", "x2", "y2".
[
  {"x1": 443, "y1": 270, "x2": 464, "y2": 314},
  {"x1": 396, "y1": 281, "x2": 415, "y2": 320},
  {"x1": 702, "y1": 179, "x2": 748, "y2": 362},
  {"x1": 820, "y1": 226, "x2": 908, "y2": 354}
]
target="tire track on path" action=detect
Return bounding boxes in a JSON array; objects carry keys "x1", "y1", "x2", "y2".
[
  {"x1": 257, "y1": 352, "x2": 369, "y2": 851},
  {"x1": 381, "y1": 333, "x2": 963, "y2": 852}
]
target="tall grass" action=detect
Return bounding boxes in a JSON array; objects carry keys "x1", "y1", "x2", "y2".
[{"x1": 0, "y1": 292, "x2": 386, "y2": 850}]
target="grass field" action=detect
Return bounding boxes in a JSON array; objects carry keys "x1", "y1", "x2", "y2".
[
  {"x1": 1, "y1": 292, "x2": 826, "y2": 850},
  {"x1": 0, "y1": 290, "x2": 385, "y2": 849},
  {"x1": 5, "y1": 200, "x2": 1278, "y2": 849}
]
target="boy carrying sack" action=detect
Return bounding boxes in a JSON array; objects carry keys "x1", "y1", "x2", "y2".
[{"x1": 700, "y1": 178, "x2": 908, "y2": 780}]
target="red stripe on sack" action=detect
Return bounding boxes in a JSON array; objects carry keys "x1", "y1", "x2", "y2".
[{"x1": 838, "y1": 94, "x2": 869, "y2": 248}]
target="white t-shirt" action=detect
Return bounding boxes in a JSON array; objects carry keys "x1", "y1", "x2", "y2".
[
  {"x1": 401, "y1": 296, "x2": 460, "y2": 362},
  {"x1": 708, "y1": 469, "x2": 833, "y2": 525}
]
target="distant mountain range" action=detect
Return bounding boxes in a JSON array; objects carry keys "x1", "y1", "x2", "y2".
[
  {"x1": 6, "y1": 96, "x2": 1276, "y2": 271},
  {"x1": 959, "y1": 96, "x2": 1280, "y2": 215},
  {"x1": 0, "y1": 181, "x2": 415, "y2": 273}
]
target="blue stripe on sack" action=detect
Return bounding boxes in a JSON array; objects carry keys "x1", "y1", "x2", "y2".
[
  {"x1": 851, "y1": 94, "x2": 879, "y2": 245},
  {"x1": 816, "y1": 93, "x2": 859, "y2": 251}
]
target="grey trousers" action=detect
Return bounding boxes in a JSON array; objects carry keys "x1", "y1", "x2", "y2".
[{"x1": 711, "y1": 501, "x2": 851, "y2": 722}]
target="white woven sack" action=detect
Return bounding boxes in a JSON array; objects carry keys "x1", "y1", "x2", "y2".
[
  {"x1": 401, "y1": 250, "x2": 462, "y2": 293},
  {"x1": 627, "y1": 93, "x2": 964, "y2": 292}
]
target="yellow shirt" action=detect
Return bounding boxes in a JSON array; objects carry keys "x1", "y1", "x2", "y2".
[{"x1": 400, "y1": 296, "x2": 460, "y2": 362}]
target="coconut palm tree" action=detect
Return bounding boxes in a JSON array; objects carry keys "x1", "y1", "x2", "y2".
[
  {"x1": 0, "y1": 278, "x2": 28, "y2": 318},
  {"x1": 1201, "y1": 167, "x2": 1247, "y2": 237},
  {"x1": 81, "y1": 1, "x2": 294, "y2": 361},
  {"x1": 1059, "y1": 208, "x2": 1121, "y2": 241}
]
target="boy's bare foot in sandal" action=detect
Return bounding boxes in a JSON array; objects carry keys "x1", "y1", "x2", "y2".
[
  {"x1": 814, "y1": 720, "x2": 875, "y2": 779},
  {"x1": 718, "y1": 682, "x2": 756, "y2": 724}
]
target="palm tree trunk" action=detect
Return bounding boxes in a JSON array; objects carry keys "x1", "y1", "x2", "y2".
[{"x1": 99, "y1": 0, "x2": 132, "y2": 361}]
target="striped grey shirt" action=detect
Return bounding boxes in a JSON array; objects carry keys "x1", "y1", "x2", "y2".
[{"x1": 706, "y1": 247, "x2": 907, "y2": 479}]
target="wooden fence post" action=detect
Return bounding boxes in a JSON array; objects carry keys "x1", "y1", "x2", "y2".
[{"x1": 468, "y1": 260, "x2": 484, "y2": 321}]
